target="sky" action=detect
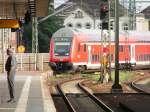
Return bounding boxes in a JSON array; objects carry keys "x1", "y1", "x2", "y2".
[
  {"x1": 54, "y1": 0, "x2": 150, "y2": 12},
  {"x1": 122, "y1": 0, "x2": 150, "y2": 12},
  {"x1": 54, "y1": 0, "x2": 68, "y2": 8}
]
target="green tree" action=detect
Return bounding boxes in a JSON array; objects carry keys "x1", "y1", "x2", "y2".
[
  {"x1": 38, "y1": 13, "x2": 63, "y2": 52},
  {"x1": 22, "y1": 9, "x2": 63, "y2": 53}
]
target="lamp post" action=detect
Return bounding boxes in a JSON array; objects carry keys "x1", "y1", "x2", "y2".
[{"x1": 111, "y1": 0, "x2": 122, "y2": 92}]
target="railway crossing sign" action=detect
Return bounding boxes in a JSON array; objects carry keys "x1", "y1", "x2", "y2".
[{"x1": 18, "y1": 45, "x2": 25, "y2": 53}]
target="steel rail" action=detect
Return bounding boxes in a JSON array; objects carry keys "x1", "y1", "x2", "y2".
[
  {"x1": 130, "y1": 75, "x2": 150, "y2": 95},
  {"x1": 78, "y1": 83, "x2": 114, "y2": 112},
  {"x1": 57, "y1": 84, "x2": 77, "y2": 112}
]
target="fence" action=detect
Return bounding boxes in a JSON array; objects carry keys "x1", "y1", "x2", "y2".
[{"x1": 0, "y1": 53, "x2": 50, "y2": 72}]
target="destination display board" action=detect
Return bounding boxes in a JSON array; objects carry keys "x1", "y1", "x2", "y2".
[{"x1": 0, "y1": 19, "x2": 20, "y2": 28}]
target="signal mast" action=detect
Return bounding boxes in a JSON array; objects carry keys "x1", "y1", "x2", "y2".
[{"x1": 99, "y1": 0, "x2": 111, "y2": 83}]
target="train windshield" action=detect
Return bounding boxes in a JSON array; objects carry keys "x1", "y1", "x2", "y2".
[{"x1": 54, "y1": 37, "x2": 72, "y2": 56}]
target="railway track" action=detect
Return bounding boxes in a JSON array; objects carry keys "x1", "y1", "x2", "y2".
[
  {"x1": 50, "y1": 70, "x2": 150, "y2": 112},
  {"x1": 52, "y1": 78, "x2": 113, "y2": 112},
  {"x1": 130, "y1": 72, "x2": 150, "y2": 94},
  {"x1": 79, "y1": 79, "x2": 150, "y2": 112}
]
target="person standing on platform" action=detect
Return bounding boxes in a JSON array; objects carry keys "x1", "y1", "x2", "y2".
[{"x1": 5, "y1": 48, "x2": 17, "y2": 103}]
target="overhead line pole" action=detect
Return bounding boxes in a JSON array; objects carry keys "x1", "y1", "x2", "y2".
[{"x1": 112, "y1": 0, "x2": 122, "y2": 92}]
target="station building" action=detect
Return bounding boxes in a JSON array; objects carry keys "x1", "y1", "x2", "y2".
[{"x1": 56, "y1": 0, "x2": 149, "y2": 31}]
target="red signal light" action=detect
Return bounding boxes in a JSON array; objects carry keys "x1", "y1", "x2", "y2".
[
  {"x1": 100, "y1": 3, "x2": 108, "y2": 20},
  {"x1": 103, "y1": 46, "x2": 109, "y2": 55},
  {"x1": 100, "y1": 4, "x2": 108, "y2": 12}
]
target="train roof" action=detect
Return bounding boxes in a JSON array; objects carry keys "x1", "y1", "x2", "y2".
[{"x1": 52, "y1": 27, "x2": 150, "y2": 42}]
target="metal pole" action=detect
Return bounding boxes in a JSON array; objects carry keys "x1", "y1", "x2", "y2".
[
  {"x1": 108, "y1": 0, "x2": 112, "y2": 81},
  {"x1": 32, "y1": 17, "x2": 39, "y2": 70},
  {"x1": 32, "y1": 17, "x2": 35, "y2": 53},
  {"x1": 20, "y1": 53, "x2": 23, "y2": 70},
  {"x1": 1, "y1": 29, "x2": 5, "y2": 72},
  {"x1": 35, "y1": 17, "x2": 39, "y2": 70},
  {"x1": 112, "y1": 0, "x2": 122, "y2": 92}
]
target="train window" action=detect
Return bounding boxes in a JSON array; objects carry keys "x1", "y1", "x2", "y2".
[
  {"x1": 144, "y1": 54, "x2": 147, "y2": 61},
  {"x1": 92, "y1": 55, "x2": 99, "y2": 62},
  {"x1": 128, "y1": 45, "x2": 131, "y2": 52},
  {"x1": 84, "y1": 44, "x2": 86, "y2": 52},
  {"x1": 92, "y1": 55, "x2": 94, "y2": 62},
  {"x1": 95, "y1": 55, "x2": 97, "y2": 62},
  {"x1": 139, "y1": 55, "x2": 141, "y2": 61},
  {"x1": 92, "y1": 55, "x2": 95, "y2": 62},
  {"x1": 97, "y1": 55, "x2": 100, "y2": 62},
  {"x1": 137, "y1": 56, "x2": 139, "y2": 61},
  {"x1": 78, "y1": 44, "x2": 80, "y2": 52},
  {"x1": 119, "y1": 45, "x2": 123, "y2": 52},
  {"x1": 140, "y1": 55, "x2": 143, "y2": 61},
  {"x1": 145, "y1": 54, "x2": 147, "y2": 60}
]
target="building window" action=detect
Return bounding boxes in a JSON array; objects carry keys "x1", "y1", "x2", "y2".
[
  {"x1": 85, "y1": 23, "x2": 91, "y2": 29},
  {"x1": 122, "y1": 23, "x2": 129, "y2": 31},
  {"x1": 110, "y1": 21, "x2": 114, "y2": 30},
  {"x1": 67, "y1": 23, "x2": 73, "y2": 27},
  {"x1": 97, "y1": 23, "x2": 101, "y2": 29},
  {"x1": 76, "y1": 23, "x2": 82, "y2": 28},
  {"x1": 75, "y1": 10, "x2": 83, "y2": 18}
]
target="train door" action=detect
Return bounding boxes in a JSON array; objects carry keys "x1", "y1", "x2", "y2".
[
  {"x1": 130, "y1": 44, "x2": 136, "y2": 65},
  {"x1": 88, "y1": 46, "x2": 91, "y2": 64}
]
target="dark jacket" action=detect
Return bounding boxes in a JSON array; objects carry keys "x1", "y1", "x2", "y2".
[{"x1": 5, "y1": 56, "x2": 12, "y2": 72}]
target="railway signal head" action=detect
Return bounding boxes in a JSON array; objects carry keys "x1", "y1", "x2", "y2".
[
  {"x1": 100, "y1": 1, "x2": 108, "y2": 20},
  {"x1": 100, "y1": 0, "x2": 109, "y2": 30},
  {"x1": 103, "y1": 46, "x2": 109, "y2": 56}
]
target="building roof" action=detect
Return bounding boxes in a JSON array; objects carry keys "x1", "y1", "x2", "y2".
[
  {"x1": 55, "y1": 0, "x2": 128, "y2": 18},
  {"x1": 141, "y1": 5, "x2": 150, "y2": 19}
]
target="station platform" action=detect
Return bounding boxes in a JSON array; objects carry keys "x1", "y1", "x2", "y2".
[{"x1": 0, "y1": 71, "x2": 56, "y2": 112}]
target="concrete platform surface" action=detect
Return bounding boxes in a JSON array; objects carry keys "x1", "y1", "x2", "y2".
[{"x1": 0, "y1": 71, "x2": 56, "y2": 112}]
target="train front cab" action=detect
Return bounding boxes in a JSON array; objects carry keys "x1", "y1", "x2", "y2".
[{"x1": 49, "y1": 28, "x2": 75, "y2": 71}]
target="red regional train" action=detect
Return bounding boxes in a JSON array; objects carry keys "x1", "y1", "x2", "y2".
[{"x1": 49, "y1": 27, "x2": 150, "y2": 71}]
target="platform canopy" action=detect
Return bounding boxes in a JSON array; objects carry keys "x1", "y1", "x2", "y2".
[{"x1": 0, "y1": 0, "x2": 50, "y2": 18}]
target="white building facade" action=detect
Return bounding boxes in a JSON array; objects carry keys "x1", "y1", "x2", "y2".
[{"x1": 63, "y1": 8, "x2": 149, "y2": 31}]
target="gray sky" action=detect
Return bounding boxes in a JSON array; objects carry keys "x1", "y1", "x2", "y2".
[{"x1": 54, "y1": 0, "x2": 68, "y2": 8}]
